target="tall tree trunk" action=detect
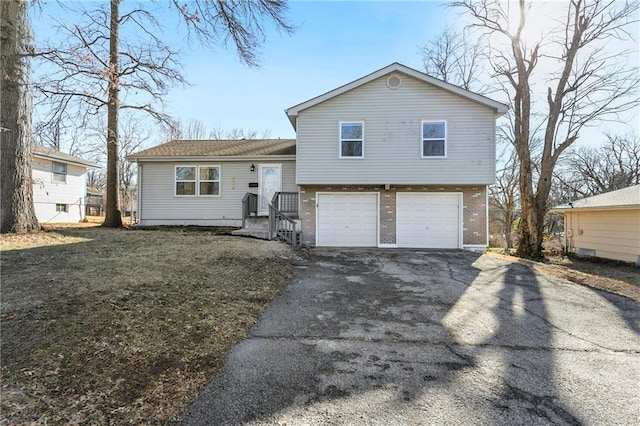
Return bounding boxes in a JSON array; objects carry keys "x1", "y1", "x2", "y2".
[
  {"x1": 0, "y1": 0, "x2": 40, "y2": 234},
  {"x1": 505, "y1": 207, "x2": 513, "y2": 249},
  {"x1": 102, "y1": 0, "x2": 122, "y2": 228}
]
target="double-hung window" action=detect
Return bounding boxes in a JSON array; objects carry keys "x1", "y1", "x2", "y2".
[
  {"x1": 421, "y1": 121, "x2": 447, "y2": 158},
  {"x1": 198, "y1": 166, "x2": 220, "y2": 196},
  {"x1": 53, "y1": 162, "x2": 67, "y2": 183},
  {"x1": 340, "y1": 122, "x2": 364, "y2": 158},
  {"x1": 175, "y1": 165, "x2": 220, "y2": 196}
]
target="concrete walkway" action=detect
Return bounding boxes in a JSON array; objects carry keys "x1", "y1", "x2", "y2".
[{"x1": 183, "y1": 249, "x2": 640, "y2": 425}]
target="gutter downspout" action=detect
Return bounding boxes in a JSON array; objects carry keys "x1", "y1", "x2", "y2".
[{"x1": 136, "y1": 161, "x2": 141, "y2": 225}]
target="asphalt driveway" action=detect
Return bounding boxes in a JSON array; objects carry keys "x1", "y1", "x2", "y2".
[{"x1": 183, "y1": 249, "x2": 640, "y2": 425}]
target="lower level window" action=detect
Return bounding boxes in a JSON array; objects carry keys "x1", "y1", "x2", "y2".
[
  {"x1": 56, "y1": 204, "x2": 68, "y2": 212},
  {"x1": 175, "y1": 165, "x2": 220, "y2": 196}
]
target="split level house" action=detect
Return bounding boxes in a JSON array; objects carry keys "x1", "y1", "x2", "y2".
[
  {"x1": 128, "y1": 63, "x2": 508, "y2": 248},
  {"x1": 32, "y1": 146, "x2": 98, "y2": 223}
]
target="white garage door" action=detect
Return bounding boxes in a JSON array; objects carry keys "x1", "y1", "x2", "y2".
[
  {"x1": 317, "y1": 194, "x2": 378, "y2": 247},
  {"x1": 397, "y1": 193, "x2": 461, "y2": 248}
]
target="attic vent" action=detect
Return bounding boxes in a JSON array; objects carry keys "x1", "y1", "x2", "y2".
[{"x1": 386, "y1": 74, "x2": 402, "y2": 89}]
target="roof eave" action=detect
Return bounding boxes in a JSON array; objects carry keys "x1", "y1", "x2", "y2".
[
  {"x1": 128, "y1": 154, "x2": 296, "y2": 162},
  {"x1": 33, "y1": 152, "x2": 100, "y2": 168},
  {"x1": 551, "y1": 204, "x2": 640, "y2": 212}
]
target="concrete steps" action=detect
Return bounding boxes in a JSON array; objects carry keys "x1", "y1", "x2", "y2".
[
  {"x1": 232, "y1": 217, "x2": 272, "y2": 240},
  {"x1": 232, "y1": 216, "x2": 302, "y2": 243}
]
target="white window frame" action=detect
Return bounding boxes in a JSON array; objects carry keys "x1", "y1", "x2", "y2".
[
  {"x1": 174, "y1": 165, "x2": 221, "y2": 197},
  {"x1": 52, "y1": 161, "x2": 67, "y2": 183},
  {"x1": 197, "y1": 165, "x2": 221, "y2": 197},
  {"x1": 421, "y1": 120, "x2": 447, "y2": 158},
  {"x1": 55, "y1": 203, "x2": 69, "y2": 213},
  {"x1": 339, "y1": 121, "x2": 365, "y2": 159},
  {"x1": 175, "y1": 165, "x2": 197, "y2": 196}
]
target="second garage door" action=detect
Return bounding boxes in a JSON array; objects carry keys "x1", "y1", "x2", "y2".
[
  {"x1": 317, "y1": 193, "x2": 378, "y2": 247},
  {"x1": 396, "y1": 193, "x2": 461, "y2": 248}
]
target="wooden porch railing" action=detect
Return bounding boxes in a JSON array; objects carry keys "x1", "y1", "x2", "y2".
[
  {"x1": 268, "y1": 191, "x2": 300, "y2": 245},
  {"x1": 271, "y1": 191, "x2": 298, "y2": 215},
  {"x1": 268, "y1": 204, "x2": 299, "y2": 245},
  {"x1": 241, "y1": 192, "x2": 258, "y2": 228}
]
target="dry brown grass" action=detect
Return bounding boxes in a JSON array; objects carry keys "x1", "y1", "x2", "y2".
[
  {"x1": 1, "y1": 227, "x2": 294, "y2": 424},
  {"x1": 486, "y1": 250, "x2": 640, "y2": 302}
]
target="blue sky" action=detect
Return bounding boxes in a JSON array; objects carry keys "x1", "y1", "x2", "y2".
[
  {"x1": 166, "y1": 1, "x2": 455, "y2": 139},
  {"x1": 31, "y1": 1, "x2": 638, "y2": 147}
]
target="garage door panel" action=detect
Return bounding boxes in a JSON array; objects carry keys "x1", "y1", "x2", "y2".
[
  {"x1": 397, "y1": 193, "x2": 460, "y2": 249},
  {"x1": 317, "y1": 194, "x2": 377, "y2": 247}
]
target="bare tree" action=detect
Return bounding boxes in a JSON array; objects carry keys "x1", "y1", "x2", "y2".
[
  {"x1": 1, "y1": 0, "x2": 39, "y2": 233},
  {"x1": 420, "y1": 25, "x2": 486, "y2": 92},
  {"x1": 456, "y1": 0, "x2": 640, "y2": 259},
  {"x1": 83, "y1": 113, "x2": 151, "y2": 219},
  {"x1": 490, "y1": 140, "x2": 520, "y2": 248},
  {"x1": 555, "y1": 133, "x2": 640, "y2": 199},
  {"x1": 164, "y1": 118, "x2": 209, "y2": 140},
  {"x1": 163, "y1": 120, "x2": 273, "y2": 141},
  {"x1": 35, "y1": 0, "x2": 293, "y2": 228},
  {"x1": 210, "y1": 125, "x2": 272, "y2": 140}
]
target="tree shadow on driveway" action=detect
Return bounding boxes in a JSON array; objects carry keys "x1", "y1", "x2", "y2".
[{"x1": 182, "y1": 249, "x2": 640, "y2": 425}]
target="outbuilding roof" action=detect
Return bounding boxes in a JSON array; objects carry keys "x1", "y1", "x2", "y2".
[
  {"x1": 552, "y1": 184, "x2": 640, "y2": 211},
  {"x1": 128, "y1": 139, "x2": 296, "y2": 161},
  {"x1": 32, "y1": 145, "x2": 99, "y2": 168},
  {"x1": 285, "y1": 62, "x2": 509, "y2": 129}
]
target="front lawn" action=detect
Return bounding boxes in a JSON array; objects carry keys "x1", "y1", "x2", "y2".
[{"x1": 1, "y1": 228, "x2": 293, "y2": 424}]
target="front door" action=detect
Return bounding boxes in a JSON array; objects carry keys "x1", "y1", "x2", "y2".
[{"x1": 258, "y1": 164, "x2": 282, "y2": 215}]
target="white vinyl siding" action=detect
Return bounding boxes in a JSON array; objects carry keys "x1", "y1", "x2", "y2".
[
  {"x1": 139, "y1": 160, "x2": 296, "y2": 226},
  {"x1": 32, "y1": 158, "x2": 87, "y2": 223},
  {"x1": 296, "y1": 73, "x2": 497, "y2": 185}
]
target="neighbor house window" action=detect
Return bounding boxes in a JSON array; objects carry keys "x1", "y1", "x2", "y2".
[
  {"x1": 56, "y1": 204, "x2": 68, "y2": 212},
  {"x1": 53, "y1": 162, "x2": 67, "y2": 182},
  {"x1": 175, "y1": 165, "x2": 220, "y2": 196},
  {"x1": 340, "y1": 122, "x2": 364, "y2": 158},
  {"x1": 422, "y1": 121, "x2": 447, "y2": 157}
]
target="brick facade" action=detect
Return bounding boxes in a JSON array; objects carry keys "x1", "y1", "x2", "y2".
[{"x1": 298, "y1": 185, "x2": 487, "y2": 247}]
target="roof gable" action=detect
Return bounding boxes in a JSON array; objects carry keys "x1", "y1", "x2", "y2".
[
  {"x1": 128, "y1": 139, "x2": 296, "y2": 160},
  {"x1": 285, "y1": 62, "x2": 509, "y2": 129},
  {"x1": 553, "y1": 184, "x2": 640, "y2": 211}
]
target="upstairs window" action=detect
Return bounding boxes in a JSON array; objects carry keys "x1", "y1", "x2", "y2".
[
  {"x1": 175, "y1": 165, "x2": 220, "y2": 196},
  {"x1": 340, "y1": 122, "x2": 364, "y2": 158},
  {"x1": 53, "y1": 162, "x2": 67, "y2": 183},
  {"x1": 422, "y1": 121, "x2": 447, "y2": 158}
]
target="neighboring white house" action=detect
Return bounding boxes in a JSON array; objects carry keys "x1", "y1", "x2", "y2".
[
  {"x1": 128, "y1": 63, "x2": 508, "y2": 248},
  {"x1": 32, "y1": 146, "x2": 98, "y2": 223},
  {"x1": 552, "y1": 185, "x2": 640, "y2": 265}
]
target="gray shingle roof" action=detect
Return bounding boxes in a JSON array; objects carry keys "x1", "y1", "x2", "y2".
[
  {"x1": 553, "y1": 184, "x2": 640, "y2": 210},
  {"x1": 32, "y1": 145, "x2": 99, "y2": 168},
  {"x1": 128, "y1": 139, "x2": 296, "y2": 160}
]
